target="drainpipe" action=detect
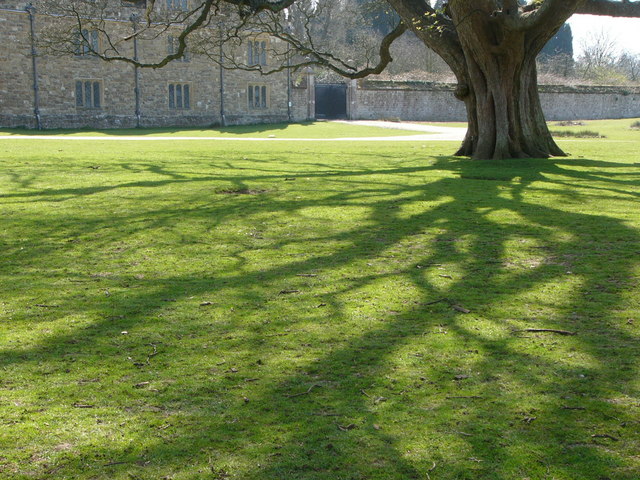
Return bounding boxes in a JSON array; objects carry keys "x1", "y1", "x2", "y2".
[
  {"x1": 285, "y1": 22, "x2": 292, "y2": 122},
  {"x1": 131, "y1": 14, "x2": 141, "y2": 128},
  {"x1": 307, "y1": 67, "x2": 314, "y2": 121},
  {"x1": 286, "y1": 50, "x2": 292, "y2": 122},
  {"x1": 26, "y1": 3, "x2": 41, "y2": 130},
  {"x1": 348, "y1": 79, "x2": 357, "y2": 120},
  {"x1": 219, "y1": 30, "x2": 226, "y2": 127}
]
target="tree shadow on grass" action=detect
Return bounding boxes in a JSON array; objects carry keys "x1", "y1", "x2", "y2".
[{"x1": 1, "y1": 151, "x2": 639, "y2": 479}]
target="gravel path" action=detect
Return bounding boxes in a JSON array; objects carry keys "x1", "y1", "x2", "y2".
[{"x1": 0, "y1": 120, "x2": 466, "y2": 142}]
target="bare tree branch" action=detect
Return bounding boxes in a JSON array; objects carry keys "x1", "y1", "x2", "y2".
[{"x1": 578, "y1": 0, "x2": 640, "y2": 17}]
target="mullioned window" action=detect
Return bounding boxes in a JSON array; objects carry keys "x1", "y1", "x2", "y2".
[
  {"x1": 75, "y1": 80, "x2": 102, "y2": 109},
  {"x1": 169, "y1": 83, "x2": 191, "y2": 109}
]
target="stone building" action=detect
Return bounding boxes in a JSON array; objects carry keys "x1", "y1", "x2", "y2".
[
  {"x1": 2, "y1": 0, "x2": 638, "y2": 130},
  {"x1": 0, "y1": 0, "x2": 315, "y2": 129}
]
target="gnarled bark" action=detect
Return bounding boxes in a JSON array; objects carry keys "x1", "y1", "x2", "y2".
[
  {"x1": 412, "y1": 0, "x2": 581, "y2": 160},
  {"x1": 386, "y1": 0, "x2": 580, "y2": 159},
  {"x1": 451, "y1": 22, "x2": 565, "y2": 159},
  {"x1": 454, "y1": 56, "x2": 565, "y2": 160}
]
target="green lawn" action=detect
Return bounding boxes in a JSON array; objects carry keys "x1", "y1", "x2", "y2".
[
  {"x1": 548, "y1": 118, "x2": 640, "y2": 141},
  {"x1": 0, "y1": 120, "x2": 639, "y2": 479},
  {"x1": 0, "y1": 121, "x2": 424, "y2": 138}
]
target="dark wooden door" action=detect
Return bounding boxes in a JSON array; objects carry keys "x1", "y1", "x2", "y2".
[{"x1": 315, "y1": 84, "x2": 347, "y2": 119}]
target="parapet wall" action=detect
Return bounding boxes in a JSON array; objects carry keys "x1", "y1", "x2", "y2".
[
  {"x1": 352, "y1": 80, "x2": 640, "y2": 122},
  {"x1": 538, "y1": 85, "x2": 640, "y2": 121}
]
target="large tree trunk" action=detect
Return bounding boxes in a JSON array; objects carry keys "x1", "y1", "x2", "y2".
[
  {"x1": 385, "y1": 0, "x2": 588, "y2": 160},
  {"x1": 454, "y1": 47, "x2": 565, "y2": 160},
  {"x1": 446, "y1": 2, "x2": 567, "y2": 160}
]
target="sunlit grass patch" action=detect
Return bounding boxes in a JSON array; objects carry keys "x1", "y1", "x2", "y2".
[{"x1": 0, "y1": 128, "x2": 639, "y2": 479}]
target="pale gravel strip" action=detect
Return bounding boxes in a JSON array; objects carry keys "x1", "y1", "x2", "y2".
[
  {"x1": 334, "y1": 119, "x2": 467, "y2": 136},
  {"x1": 0, "y1": 121, "x2": 467, "y2": 142},
  {"x1": 0, "y1": 134, "x2": 463, "y2": 141}
]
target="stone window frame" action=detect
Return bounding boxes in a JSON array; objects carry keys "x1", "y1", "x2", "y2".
[
  {"x1": 247, "y1": 38, "x2": 268, "y2": 66},
  {"x1": 167, "y1": 35, "x2": 190, "y2": 62},
  {"x1": 75, "y1": 79, "x2": 103, "y2": 109},
  {"x1": 247, "y1": 84, "x2": 269, "y2": 110},
  {"x1": 167, "y1": 0, "x2": 188, "y2": 10},
  {"x1": 74, "y1": 29, "x2": 100, "y2": 57},
  {"x1": 168, "y1": 82, "x2": 191, "y2": 109}
]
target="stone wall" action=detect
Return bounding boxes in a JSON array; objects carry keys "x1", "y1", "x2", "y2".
[
  {"x1": 351, "y1": 81, "x2": 464, "y2": 121},
  {"x1": 538, "y1": 85, "x2": 640, "y2": 121},
  {"x1": 0, "y1": 9, "x2": 37, "y2": 128},
  {"x1": 352, "y1": 80, "x2": 640, "y2": 122}
]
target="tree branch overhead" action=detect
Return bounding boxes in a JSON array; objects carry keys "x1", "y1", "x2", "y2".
[{"x1": 578, "y1": 0, "x2": 640, "y2": 17}]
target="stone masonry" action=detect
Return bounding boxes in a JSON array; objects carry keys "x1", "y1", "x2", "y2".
[
  {"x1": 0, "y1": 0, "x2": 314, "y2": 129},
  {"x1": 350, "y1": 80, "x2": 640, "y2": 122}
]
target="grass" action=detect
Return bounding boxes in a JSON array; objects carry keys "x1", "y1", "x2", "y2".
[
  {"x1": 0, "y1": 121, "x2": 425, "y2": 139},
  {"x1": 417, "y1": 121, "x2": 469, "y2": 128},
  {"x1": 0, "y1": 120, "x2": 639, "y2": 479},
  {"x1": 550, "y1": 130, "x2": 604, "y2": 138},
  {"x1": 548, "y1": 118, "x2": 640, "y2": 141}
]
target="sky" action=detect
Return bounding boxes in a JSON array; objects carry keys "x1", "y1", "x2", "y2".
[{"x1": 569, "y1": 14, "x2": 640, "y2": 57}]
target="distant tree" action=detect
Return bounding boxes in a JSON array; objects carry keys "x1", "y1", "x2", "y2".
[
  {"x1": 540, "y1": 23, "x2": 574, "y2": 59},
  {"x1": 354, "y1": 0, "x2": 399, "y2": 35},
  {"x1": 537, "y1": 24, "x2": 574, "y2": 77},
  {"x1": 575, "y1": 28, "x2": 623, "y2": 82},
  {"x1": 617, "y1": 52, "x2": 640, "y2": 82},
  {"x1": 579, "y1": 29, "x2": 619, "y2": 72}
]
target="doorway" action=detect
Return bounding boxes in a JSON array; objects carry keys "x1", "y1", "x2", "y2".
[{"x1": 314, "y1": 83, "x2": 347, "y2": 119}]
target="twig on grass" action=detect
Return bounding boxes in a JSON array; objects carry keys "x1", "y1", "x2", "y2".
[
  {"x1": 420, "y1": 298, "x2": 447, "y2": 306},
  {"x1": 520, "y1": 328, "x2": 577, "y2": 336},
  {"x1": 451, "y1": 304, "x2": 471, "y2": 314},
  {"x1": 337, "y1": 423, "x2": 357, "y2": 431},
  {"x1": 592, "y1": 433, "x2": 619, "y2": 441},
  {"x1": 421, "y1": 298, "x2": 471, "y2": 313},
  {"x1": 146, "y1": 343, "x2": 158, "y2": 364},
  {"x1": 284, "y1": 384, "x2": 321, "y2": 398},
  {"x1": 426, "y1": 462, "x2": 437, "y2": 480}
]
